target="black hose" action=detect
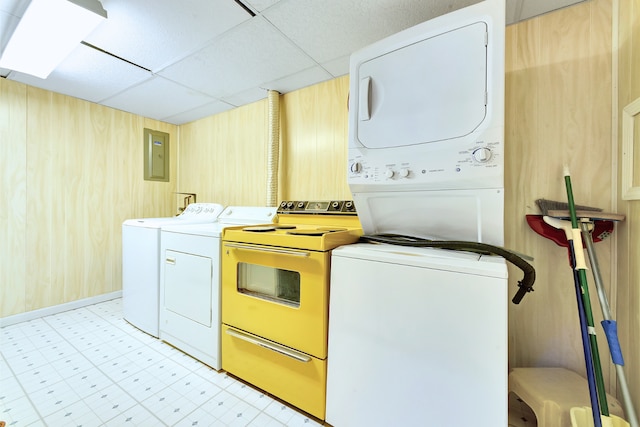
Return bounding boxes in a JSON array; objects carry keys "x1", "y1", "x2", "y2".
[{"x1": 358, "y1": 234, "x2": 535, "y2": 304}]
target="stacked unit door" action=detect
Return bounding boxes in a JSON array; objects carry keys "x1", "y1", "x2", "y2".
[{"x1": 352, "y1": 22, "x2": 488, "y2": 149}]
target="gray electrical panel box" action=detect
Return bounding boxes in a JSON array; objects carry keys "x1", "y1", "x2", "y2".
[{"x1": 143, "y1": 128, "x2": 170, "y2": 182}]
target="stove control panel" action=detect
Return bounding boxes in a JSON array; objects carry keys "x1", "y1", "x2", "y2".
[{"x1": 278, "y1": 200, "x2": 357, "y2": 215}]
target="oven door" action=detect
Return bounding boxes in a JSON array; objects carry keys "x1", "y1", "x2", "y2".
[{"x1": 222, "y1": 242, "x2": 330, "y2": 358}]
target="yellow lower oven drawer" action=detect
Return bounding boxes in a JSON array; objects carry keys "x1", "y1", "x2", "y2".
[{"x1": 221, "y1": 324, "x2": 326, "y2": 419}]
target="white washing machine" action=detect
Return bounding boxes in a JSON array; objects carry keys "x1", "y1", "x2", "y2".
[
  {"x1": 122, "y1": 203, "x2": 224, "y2": 337},
  {"x1": 326, "y1": 1, "x2": 517, "y2": 425},
  {"x1": 326, "y1": 243, "x2": 508, "y2": 427},
  {"x1": 158, "y1": 206, "x2": 277, "y2": 370}
]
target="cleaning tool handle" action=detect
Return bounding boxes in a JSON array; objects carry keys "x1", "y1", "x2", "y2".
[
  {"x1": 564, "y1": 168, "x2": 610, "y2": 416},
  {"x1": 602, "y1": 320, "x2": 625, "y2": 365},
  {"x1": 564, "y1": 169, "x2": 580, "y2": 229},
  {"x1": 571, "y1": 228, "x2": 588, "y2": 270}
]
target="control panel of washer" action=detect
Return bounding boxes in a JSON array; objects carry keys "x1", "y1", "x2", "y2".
[
  {"x1": 178, "y1": 203, "x2": 224, "y2": 218},
  {"x1": 348, "y1": 133, "x2": 503, "y2": 190}
]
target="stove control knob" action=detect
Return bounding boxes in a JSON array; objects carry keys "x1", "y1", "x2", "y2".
[
  {"x1": 286, "y1": 201, "x2": 294, "y2": 208},
  {"x1": 385, "y1": 169, "x2": 395, "y2": 179},
  {"x1": 472, "y1": 147, "x2": 493, "y2": 163},
  {"x1": 350, "y1": 162, "x2": 362, "y2": 173},
  {"x1": 297, "y1": 202, "x2": 305, "y2": 209},
  {"x1": 399, "y1": 168, "x2": 410, "y2": 178}
]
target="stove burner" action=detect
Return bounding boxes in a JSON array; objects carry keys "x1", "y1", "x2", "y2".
[
  {"x1": 274, "y1": 225, "x2": 297, "y2": 229},
  {"x1": 243, "y1": 226, "x2": 277, "y2": 232}
]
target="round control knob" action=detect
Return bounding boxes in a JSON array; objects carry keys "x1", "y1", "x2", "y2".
[
  {"x1": 399, "y1": 168, "x2": 410, "y2": 178},
  {"x1": 286, "y1": 201, "x2": 294, "y2": 208},
  {"x1": 331, "y1": 201, "x2": 340, "y2": 208},
  {"x1": 472, "y1": 147, "x2": 493, "y2": 163},
  {"x1": 297, "y1": 202, "x2": 305, "y2": 208},
  {"x1": 385, "y1": 169, "x2": 395, "y2": 179},
  {"x1": 350, "y1": 162, "x2": 362, "y2": 173}
]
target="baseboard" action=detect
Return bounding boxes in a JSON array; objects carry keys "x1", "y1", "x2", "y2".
[{"x1": 0, "y1": 291, "x2": 122, "y2": 328}]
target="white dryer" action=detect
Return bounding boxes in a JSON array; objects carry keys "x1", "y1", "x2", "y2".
[
  {"x1": 158, "y1": 206, "x2": 277, "y2": 370},
  {"x1": 122, "y1": 203, "x2": 224, "y2": 337}
]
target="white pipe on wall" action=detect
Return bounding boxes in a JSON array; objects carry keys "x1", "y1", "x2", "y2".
[{"x1": 266, "y1": 90, "x2": 281, "y2": 207}]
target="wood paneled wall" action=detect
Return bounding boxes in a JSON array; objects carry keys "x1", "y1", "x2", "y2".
[
  {"x1": 1, "y1": 77, "x2": 27, "y2": 318},
  {"x1": 505, "y1": 0, "x2": 613, "y2": 379},
  {"x1": 505, "y1": 0, "x2": 616, "y2": 387},
  {"x1": 0, "y1": 80, "x2": 177, "y2": 317},
  {"x1": 617, "y1": 0, "x2": 640, "y2": 415},
  {"x1": 280, "y1": 76, "x2": 352, "y2": 201},
  {"x1": 506, "y1": 0, "x2": 639, "y2": 414},
  {"x1": 178, "y1": 101, "x2": 269, "y2": 207},
  {"x1": 177, "y1": 77, "x2": 352, "y2": 207}
]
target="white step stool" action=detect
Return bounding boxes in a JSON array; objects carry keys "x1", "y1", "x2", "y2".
[{"x1": 509, "y1": 367, "x2": 625, "y2": 427}]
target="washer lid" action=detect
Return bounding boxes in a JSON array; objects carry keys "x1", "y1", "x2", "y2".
[
  {"x1": 331, "y1": 242, "x2": 507, "y2": 278},
  {"x1": 123, "y1": 217, "x2": 188, "y2": 228},
  {"x1": 160, "y1": 206, "x2": 278, "y2": 236}
]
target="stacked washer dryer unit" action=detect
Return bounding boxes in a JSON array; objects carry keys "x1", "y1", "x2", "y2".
[
  {"x1": 326, "y1": 1, "x2": 508, "y2": 426},
  {"x1": 158, "y1": 206, "x2": 277, "y2": 370},
  {"x1": 122, "y1": 203, "x2": 224, "y2": 338}
]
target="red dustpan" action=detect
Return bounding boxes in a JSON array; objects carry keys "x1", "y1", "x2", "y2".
[{"x1": 526, "y1": 215, "x2": 614, "y2": 248}]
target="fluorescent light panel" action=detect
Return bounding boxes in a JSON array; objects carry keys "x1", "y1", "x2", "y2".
[{"x1": 0, "y1": 0, "x2": 107, "y2": 79}]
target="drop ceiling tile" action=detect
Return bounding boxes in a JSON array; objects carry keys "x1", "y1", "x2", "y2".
[
  {"x1": 263, "y1": 65, "x2": 333, "y2": 94},
  {"x1": 1, "y1": 0, "x2": 591, "y2": 121},
  {"x1": 8, "y1": 44, "x2": 151, "y2": 103},
  {"x1": 158, "y1": 16, "x2": 316, "y2": 99},
  {"x1": 321, "y1": 55, "x2": 350, "y2": 78},
  {"x1": 505, "y1": 0, "x2": 523, "y2": 24},
  {"x1": 244, "y1": 0, "x2": 282, "y2": 12},
  {"x1": 221, "y1": 86, "x2": 267, "y2": 107},
  {"x1": 0, "y1": 3, "x2": 21, "y2": 48},
  {"x1": 0, "y1": 0, "x2": 28, "y2": 16},
  {"x1": 101, "y1": 76, "x2": 216, "y2": 121},
  {"x1": 0, "y1": 1, "x2": 32, "y2": 77},
  {"x1": 0, "y1": 10, "x2": 17, "y2": 76},
  {"x1": 262, "y1": 0, "x2": 480, "y2": 64},
  {"x1": 161, "y1": 99, "x2": 235, "y2": 125},
  {"x1": 84, "y1": 0, "x2": 252, "y2": 72}
]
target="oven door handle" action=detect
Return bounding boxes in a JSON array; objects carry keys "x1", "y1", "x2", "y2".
[
  {"x1": 224, "y1": 243, "x2": 311, "y2": 257},
  {"x1": 225, "y1": 328, "x2": 311, "y2": 363}
]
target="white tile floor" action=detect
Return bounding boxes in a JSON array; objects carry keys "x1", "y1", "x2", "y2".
[{"x1": 0, "y1": 298, "x2": 324, "y2": 427}]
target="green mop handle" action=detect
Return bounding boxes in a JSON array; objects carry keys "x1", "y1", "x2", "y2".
[{"x1": 564, "y1": 168, "x2": 609, "y2": 416}]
